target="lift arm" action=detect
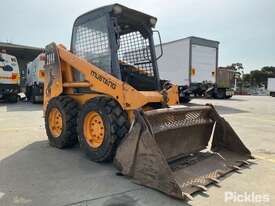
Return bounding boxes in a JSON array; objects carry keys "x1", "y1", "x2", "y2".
[{"x1": 44, "y1": 43, "x2": 179, "y2": 110}]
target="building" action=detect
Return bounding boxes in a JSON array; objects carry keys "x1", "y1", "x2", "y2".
[{"x1": 0, "y1": 42, "x2": 43, "y2": 86}]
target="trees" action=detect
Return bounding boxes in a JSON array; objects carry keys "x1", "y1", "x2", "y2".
[
  {"x1": 219, "y1": 63, "x2": 244, "y2": 90},
  {"x1": 220, "y1": 64, "x2": 275, "y2": 90},
  {"x1": 246, "y1": 66, "x2": 275, "y2": 88}
]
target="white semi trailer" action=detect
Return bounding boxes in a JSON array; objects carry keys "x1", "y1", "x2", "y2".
[
  {"x1": 267, "y1": 78, "x2": 275, "y2": 97},
  {"x1": 156, "y1": 36, "x2": 234, "y2": 101},
  {"x1": 0, "y1": 52, "x2": 20, "y2": 102}
]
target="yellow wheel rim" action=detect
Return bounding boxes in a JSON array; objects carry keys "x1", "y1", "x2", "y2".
[
  {"x1": 83, "y1": 111, "x2": 105, "y2": 149},
  {"x1": 48, "y1": 108, "x2": 63, "y2": 138}
]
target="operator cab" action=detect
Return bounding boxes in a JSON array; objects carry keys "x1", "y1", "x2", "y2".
[{"x1": 71, "y1": 4, "x2": 162, "y2": 91}]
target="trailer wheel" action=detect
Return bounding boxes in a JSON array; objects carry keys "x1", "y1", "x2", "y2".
[
  {"x1": 214, "y1": 89, "x2": 226, "y2": 99},
  {"x1": 30, "y1": 85, "x2": 42, "y2": 104},
  {"x1": 25, "y1": 86, "x2": 31, "y2": 100},
  {"x1": 31, "y1": 94, "x2": 40, "y2": 104},
  {"x1": 78, "y1": 97, "x2": 129, "y2": 162},
  {"x1": 7, "y1": 94, "x2": 18, "y2": 103},
  {"x1": 45, "y1": 96, "x2": 79, "y2": 148}
]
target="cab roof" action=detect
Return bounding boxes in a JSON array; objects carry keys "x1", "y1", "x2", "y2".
[{"x1": 73, "y1": 4, "x2": 158, "y2": 29}]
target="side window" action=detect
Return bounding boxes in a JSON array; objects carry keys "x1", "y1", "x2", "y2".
[
  {"x1": 72, "y1": 16, "x2": 111, "y2": 73},
  {"x1": 3, "y1": 65, "x2": 13, "y2": 72}
]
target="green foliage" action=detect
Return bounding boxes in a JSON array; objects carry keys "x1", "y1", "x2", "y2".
[
  {"x1": 219, "y1": 63, "x2": 244, "y2": 79},
  {"x1": 243, "y1": 66, "x2": 275, "y2": 87}
]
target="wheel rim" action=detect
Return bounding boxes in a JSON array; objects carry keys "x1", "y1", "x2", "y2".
[
  {"x1": 48, "y1": 108, "x2": 63, "y2": 138},
  {"x1": 83, "y1": 111, "x2": 105, "y2": 149}
]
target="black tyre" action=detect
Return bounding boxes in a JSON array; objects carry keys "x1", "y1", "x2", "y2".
[
  {"x1": 214, "y1": 89, "x2": 226, "y2": 99},
  {"x1": 7, "y1": 94, "x2": 18, "y2": 103},
  {"x1": 78, "y1": 97, "x2": 130, "y2": 162},
  {"x1": 26, "y1": 86, "x2": 31, "y2": 100},
  {"x1": 31, "y1": 94, "x2": 41, "y2": 104},
  {"x1": 45, "y1": 96, "x2": 79, "y2": 148},
  {"x1": 179, "y1": 96, "x2": 191, "y2": 104},
  {"x1": 30, "y1": 86, "x2": 41, "y2": 104}
]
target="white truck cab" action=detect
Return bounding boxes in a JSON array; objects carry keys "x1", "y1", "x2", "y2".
[
  {"x1": 0, "y1": 52, "x2": 20, "y2": 102},
  {"x1": 267, "y1": 78, "x2": 275, "y2": 97},
  {"x1": 25, "y1": 53, "x2": 45, "y2": 103}
]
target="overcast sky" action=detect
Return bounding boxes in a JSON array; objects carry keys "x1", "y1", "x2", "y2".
[{"x1": 0, "y1": 0, "x2": 274, "y2": 72}]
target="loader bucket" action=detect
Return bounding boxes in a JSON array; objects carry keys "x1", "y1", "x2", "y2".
[{"x1": 114, "y1": 105, "x2": 253, "y2": 200}]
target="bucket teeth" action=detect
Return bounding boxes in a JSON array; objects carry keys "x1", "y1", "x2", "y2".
[
  {"x1": 237, "y1": 160, "x2": 249, "y2": 165},
  {"x1": 192, "y1": 184, "x2": 208, "y2": 191},
  {"x1": 182, "y1": 192, "x2": 194, "y2": 201},
  {"x1": 247, "y1": 160, "x2": 256, "y2": 164},
  {"x1": 229, "y1": 165, "x2": 242, "y2": 173},
  {"x1": 208, "y1": 177, "x2": 220, "y2": 184},
  {"x1": 231, "y1": 165, "x2": 242, "y2": 170},
  {"x1": 237, "y1": 160, "x2": 250, "y2": 168}
]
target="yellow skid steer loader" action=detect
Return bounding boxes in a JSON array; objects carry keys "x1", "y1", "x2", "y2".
[{"x1": 44, "y1": 4, "x2": 252, "y2": 200}]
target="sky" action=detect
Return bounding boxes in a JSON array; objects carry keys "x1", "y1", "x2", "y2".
[{"x1": 0, "y1": 0, "x2": 274, "y2": 72}]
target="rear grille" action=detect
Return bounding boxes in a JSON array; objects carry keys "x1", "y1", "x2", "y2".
[{"x1": 146, "y1": 109, "x2": 213, "y2": 134}]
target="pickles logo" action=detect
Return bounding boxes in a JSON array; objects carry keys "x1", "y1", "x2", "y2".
[{"x1": 91, "y1": 71, "x2": 117, "y2": 89}]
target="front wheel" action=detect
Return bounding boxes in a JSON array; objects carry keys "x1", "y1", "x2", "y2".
[
  {"x1": 45, "y1": 96, "x2": 79, "y2": 148},
  {"x1": 77, "y1": 97, "x2": 129, "y2": 162}
]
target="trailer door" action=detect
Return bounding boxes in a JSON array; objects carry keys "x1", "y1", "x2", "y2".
[{"x1": 191, "y1": 45, "x2": 216, "y2": 83}]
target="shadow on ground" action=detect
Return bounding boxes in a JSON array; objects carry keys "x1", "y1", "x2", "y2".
[
  {"x1": 0, "y1": 141, "x2": 188, "y2": 206},
  {"x1": 0, "y1": 140, "x2": 255, "y2": 206}
]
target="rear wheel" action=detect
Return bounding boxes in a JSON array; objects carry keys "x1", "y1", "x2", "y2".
[
  {"x1": 7, "y1": 94, "x2": 18, "y2": 103},
  {"x1": 214, "y1": 89, "x2": 226, "y2": 99},
  {"x1": 30, "y1": 86, "x2": 41, "y2": 104},
  {"x1": 78, "y1": 97, "x2": 129, "y2": 162},
  {"x1": 31, "y1": 94, "x2": 41, "y2": 104},
  {"x1": 45, "y1": 96, "x2": 79, "y2": 148}
]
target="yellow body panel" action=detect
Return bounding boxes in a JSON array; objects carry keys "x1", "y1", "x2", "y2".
[{"x1": 44, "y1": 43, "x2": 180, "y2": 112}]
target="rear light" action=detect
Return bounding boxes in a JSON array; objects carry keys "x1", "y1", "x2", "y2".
[
  {"x1": 39, "y1": 54, "x2": 46, "y2": 61},
  {"x1": 191, "y1": 68, "x2": 196, "y2": 76},
  {"x1": 11, "y1": 73, "x2": 18, "y2": 80}
]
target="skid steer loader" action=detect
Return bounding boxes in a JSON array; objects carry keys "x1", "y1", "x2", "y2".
[{"x1": 44, "y1": 4, "x2": 253, "y2": 200}]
